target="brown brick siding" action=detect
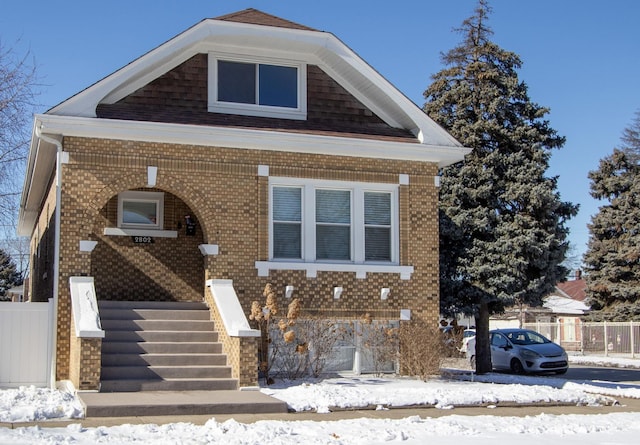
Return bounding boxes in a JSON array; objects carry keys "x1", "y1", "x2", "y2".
[
  {"x1": 91, "y1": 190, "x2": 205, "y2": 301},
  {"x1": 32, "y1": 135, "x2": 439, "y2": 385},
  {"x1": 204, "y1": 287, "x2": 258, "y2": 387},
  {"x1": 69, "y1": 333, "x2": 102, "y2": 390},
  {"x1": 29, "y1": 175, "x2": 69, "y2": 380},
  {"x1": 29, "y1": 175, "x2": 57, "y2": 303}
]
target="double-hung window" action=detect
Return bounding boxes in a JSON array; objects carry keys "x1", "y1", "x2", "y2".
[
  {"x1": 270, "y1": 179, "x2": 397, "y2": 264},
  {"x1": 315, "y1": 189, "x2": 351, "y2": 260},
  {"x1": 272, "y1": 187, "x2": 302, "y2": 259},
  {"x1": 209, "y1": 53, "x2": 307, "y2": 120},
  {"x1": 364, "y1": 192, "x2": 392, "y2": 261}
]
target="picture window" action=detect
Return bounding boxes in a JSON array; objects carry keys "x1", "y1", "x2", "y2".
[{"x1": 270, "y1": 179, "x2": 397, "y2": 264}]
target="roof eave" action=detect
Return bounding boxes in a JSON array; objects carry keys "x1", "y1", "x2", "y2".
[
  {"x1": 18, "y1": 114, "x2": 469, "y2": 236},
  {"x1": 36, "y1": 114, "x2": 469, "y2": 164},
  {"x1": 46, "y1": 18, "x2": 462, "y2": 150}
]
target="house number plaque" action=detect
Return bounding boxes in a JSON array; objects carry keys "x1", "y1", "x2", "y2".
[{"x1": 132, "y1": 236, "x2": 154, "y2": 244}]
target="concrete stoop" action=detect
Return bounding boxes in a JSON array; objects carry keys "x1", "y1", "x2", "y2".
[
  {"x1": 86, "y1": 301, "x2": 288, "y2": 417},
  {"x1": 78, "y1": 390, "x2": 289, "y2": 417},
  {"x1": 99, "y1": 300, "x2": 238, "y2": 392}
]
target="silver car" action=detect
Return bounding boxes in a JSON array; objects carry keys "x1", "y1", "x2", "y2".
[{"x1": 490, "y1": 329, "x2": 568, "y2": 375}]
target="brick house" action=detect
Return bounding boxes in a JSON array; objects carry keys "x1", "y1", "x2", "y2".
[{"x1": 18, "y1": 9, "x2": 468, "y2": 391}]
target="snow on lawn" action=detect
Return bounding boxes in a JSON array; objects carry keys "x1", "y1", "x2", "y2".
[
  {"x1": 1, "y1": 355, "x2": 639, "y2": 444},
  {"x1": 0, "y1": 385, "x2": 84, "y2": 422},
  {"x1": 260, "y1": 375, "x2": 617, "y2": 413},
  {"x1": 1, "y1": 413, "x2": 640, "y2": 445}
]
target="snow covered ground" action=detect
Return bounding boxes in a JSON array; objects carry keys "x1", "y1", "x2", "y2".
[{"x1": 1, "y1": 354, "x2": 639, "y2": 444}]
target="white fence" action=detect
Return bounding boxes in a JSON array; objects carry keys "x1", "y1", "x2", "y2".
[
  {"x1": 0, "y1": 300, "x2": 54, "y2": 388},
  {"x1": 523, "y1": 321, "x2": 640, "y2": 358}
]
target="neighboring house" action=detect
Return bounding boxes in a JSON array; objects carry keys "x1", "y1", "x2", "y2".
[
  {"x1": 535, "y1": 273, "x2": 589, "y2": 351},
  {"x1": 544, "y1": 274, "x2": 590, "y2": 319},
  {"x1": 490, "y1": 272, "x2": 589, "y2": 350},
  {"x1": 5, "y1": 285, "x2": 25, "y2": 302},
  {"x1": 18, "y1": 9, "x2": 468, "y2": 391}
]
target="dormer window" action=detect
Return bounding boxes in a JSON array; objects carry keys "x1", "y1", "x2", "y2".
[{"x1": 209, "y1": 53, "x2": 307, "y2": 120}]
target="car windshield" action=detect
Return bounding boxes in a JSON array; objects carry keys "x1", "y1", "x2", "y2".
[{"x1": 504, "y1": 330, "x2": 549, "y2": 345}]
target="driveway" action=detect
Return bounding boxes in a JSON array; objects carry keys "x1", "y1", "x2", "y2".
[{"x1": 565, "y1": 364, "x2": 640, "y2": 384}]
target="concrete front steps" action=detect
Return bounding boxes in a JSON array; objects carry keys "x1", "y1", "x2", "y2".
[
  {"x1": 82, "y1": 300, "x2": 288, "y2": 417},
  {"x1": 98, "y1": 300, "x2": 237, "y2": 392}
]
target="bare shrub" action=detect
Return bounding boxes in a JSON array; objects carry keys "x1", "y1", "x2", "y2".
[
  {"x1": 398, "y1": 319, "x2": 443, "y2": 380},
  {"x1": 251, "y1": 285, "x2": 346, "y2": 381},
  {"x1": 301, "y1": 316, "x2": 346, "y2": 377},
  {"x1": 271, "y1": 313, "x2": 345, "y2": 379},
  {"x1": 249, "y1": 284, "x2": 279, "y2": 384},
  {"x1": 356, "y1": 314, "x2": 399, "y2": 376}
]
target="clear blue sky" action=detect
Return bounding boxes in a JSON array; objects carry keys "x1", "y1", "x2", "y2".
[{"x1": 3, "y1": 0, "x2": 639, "y2": 265}]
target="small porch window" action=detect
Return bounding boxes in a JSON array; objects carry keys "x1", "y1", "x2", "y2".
[{"x1": 117, "y1": 191, "x2": 164, "y2": 230}]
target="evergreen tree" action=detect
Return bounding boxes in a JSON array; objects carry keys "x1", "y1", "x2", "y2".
[
  {"x1": 423, "y1": 0, "x2": 577, "y2": 373},
  {"x1": 584, "y1": 110, "x2": 640, "y2": 320},
  {"x1": 0, "y1": 247, "x2": 21, "y2": 300}
]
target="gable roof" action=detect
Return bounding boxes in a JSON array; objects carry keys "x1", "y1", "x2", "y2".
[
  {"x1": 543, "y1": 278, "x2": 590, "y2": 315},
  {"x1": 19, "y1": 9, "x2": 470, "y2": 236},
  {"x1": 543, "y1": 295, "x2": 590, "y2": 315},
  {"x1": 556, "y1": 278, "x2": 587, "y2": 302},
  {"x1": 44, "y1": 9, "x2": 464, "y2": 151},
  {"x1": 214, "y1": 8, "x2": 317, "y2": 31}
]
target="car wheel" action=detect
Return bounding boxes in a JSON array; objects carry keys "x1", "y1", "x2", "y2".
[
  {"x1": 470, "y1": 355, "x2": 476, "y2": 369},
  {"x1": 510, "y1": 358, "x2": 525, "y2": 374}
]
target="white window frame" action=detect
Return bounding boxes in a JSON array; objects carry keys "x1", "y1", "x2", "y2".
[
  {"x1": 117, "y1": 191, "x2": 164, "y2": 230},
  {"x1": 314, "y1": 188, "x2": 353, "y2": 262},
  {"x1": 258, "y1": 178, "x2": 413, "y2": 279},
  {"x1": 208, "y1": 52, "x2": 307, "y2": 120}
]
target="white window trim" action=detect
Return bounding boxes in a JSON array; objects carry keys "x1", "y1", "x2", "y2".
[
  {"x1": 103, "y1": 227, "x2": 178, "y2": 238},
  {"x1": 261, "y1": 177, "x2": 412, "y2": 279},
  {"x1": 117, "y1": 191, "x2": 165, "y2": 230},
  {"x1": 255, "y1": 260, "x2": 414, "y2": 280},
  {"x1": 208, "y1": 52, "x2": 307, "y2": 120}
]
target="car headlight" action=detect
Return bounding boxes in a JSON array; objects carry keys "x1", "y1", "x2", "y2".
[{"x1": 519, "y1": 348, "x2": 541, "y2": 359}]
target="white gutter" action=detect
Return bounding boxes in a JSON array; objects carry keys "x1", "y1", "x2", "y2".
[
  {"x1": 34, "y1": 125, "x2": 62, "y2": 389},
  {"x1": 34, "y1": 114, "x2": 471, "y2": 166}
]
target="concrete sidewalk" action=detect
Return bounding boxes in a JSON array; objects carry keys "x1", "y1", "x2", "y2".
[
  {"x1": 78, "y1": 389, "x2": 288, "y2": 417},
  {"x1": 3, "y1": 396, "x2": 639, "y2": 430}
]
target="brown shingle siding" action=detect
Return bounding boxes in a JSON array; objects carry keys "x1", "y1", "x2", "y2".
[
  {"x1": 96, "y1": 56, "x2": 416, "y2": 142},
  {"x1": 214, "y1": 8, "x2": 317, "y2": 31}
]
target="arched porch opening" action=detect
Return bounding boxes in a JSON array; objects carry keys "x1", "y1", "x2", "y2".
[{"x1": 89, "y1": 187, "x2": 206, "y2": 302}]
